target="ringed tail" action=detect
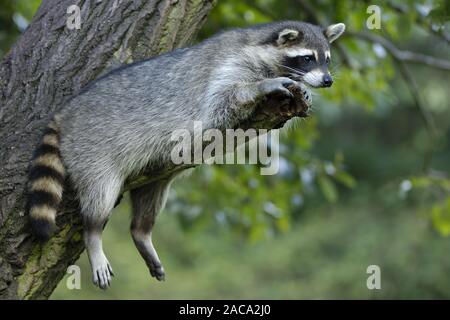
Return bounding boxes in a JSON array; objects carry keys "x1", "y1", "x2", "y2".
[{"x1": 26, "y1": 115, "x2": 65, "y2": 241}]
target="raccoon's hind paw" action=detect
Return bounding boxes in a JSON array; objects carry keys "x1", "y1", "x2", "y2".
[
  {"x1": 149, "y1": 262, "x2": 165, "y2": 281},
  {"x1": 92, "y1": 259, "x2": 114, "y2": 289}
]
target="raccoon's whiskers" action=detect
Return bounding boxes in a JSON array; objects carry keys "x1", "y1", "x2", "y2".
[
  {"x1": 276, "y1": 63, "x2": 305, "y2": 76},
  {"x1": 329, "y1": 70, "x2": 341, "y2": 80},
  {"x1": 330, "y1": 62, "x2": 342, "y2": 70}
]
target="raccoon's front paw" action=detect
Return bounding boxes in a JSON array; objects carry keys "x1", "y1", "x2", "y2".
[
  {"x1": 259, "y1": 77, "x2": 298, "y2": 98},
  {"x1": 299, "y1": 83, "x2": 312, "y2": 106}
]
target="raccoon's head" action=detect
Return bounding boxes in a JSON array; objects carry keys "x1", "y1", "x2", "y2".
[{"x1": 261, "y1": 22, "x2": 346, "y2": 88}]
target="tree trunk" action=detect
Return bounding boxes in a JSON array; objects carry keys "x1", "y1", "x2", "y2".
[
  {"x1": 0, "y1": 0, "x2": 310, "y2": 300},
  {"x1": 0, "y1": 0, "x2": 216, "y2": 300}
]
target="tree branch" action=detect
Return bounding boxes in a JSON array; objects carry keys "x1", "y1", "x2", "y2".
[
  {"x1": 348, "y1": 31, "x2": 440, "y2": 172},
  {"x1": 125, "y1": 85, "x2": 311, "y2": 192},
  {"x1": 0, "y1": 0, "x2": 217, "y2": 300},
  {"x1": 294, "y1": 0, "x2": 320, "y2": 24},
  {"x1": 349, "y1": 31, "x2": 450, "y2": 71},
  {"x1": 387, "y1": 1, "x2": 450, "y2": 45},
  {"x1": 0, "y1": 0, "x2": 312, "y2": 299},
  {"x1": 395, "y1": 59, "x2": 438, "y2": 172}
]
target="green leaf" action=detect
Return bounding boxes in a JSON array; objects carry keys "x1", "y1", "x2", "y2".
[
  {"x1": 431, "y1": 197, "x2": 450, "y2": 237},
  {"x1": 318, "y1": 175, "x2": 338, "y2": 203},
  {"x1": 335, "y1": 171, "x2": 357, "y2": 189}
]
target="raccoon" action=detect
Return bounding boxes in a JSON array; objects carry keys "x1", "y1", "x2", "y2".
[{"x1": 26, "y1": 21, "x2": 345, "y2": 289}]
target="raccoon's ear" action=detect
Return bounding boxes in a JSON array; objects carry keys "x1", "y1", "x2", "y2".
[
  {"x1": 324, "y1": 23, "x2": 346, "y2": 43},
  {"x1": 276, "y1": 29, "x2": 302, "y2": 46}
]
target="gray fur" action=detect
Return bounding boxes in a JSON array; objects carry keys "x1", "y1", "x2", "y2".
[
  {"x1": 43, "y1": 21, "x2": 344, "y2": 288},
  {"x1": 130, "y1": 178, "x2": 173, "y2": 281}
]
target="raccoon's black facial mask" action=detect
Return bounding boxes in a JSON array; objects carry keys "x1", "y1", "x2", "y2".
[
  {"x1": 280, "y1": 49, "x2": 331, "y2": 87},
  {"x1": 283, "y1": 53, "x2": 323, "y2": 76},
  {"x1": 272, "y1": 23, "x2": 346, "y2": 88}
]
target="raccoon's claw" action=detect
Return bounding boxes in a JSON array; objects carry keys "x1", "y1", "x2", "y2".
[
  {"x1": 149, "y1": 263, "x2": 165, "y2": 281},
  {"x1": 299, "y1": 83, "x2": 312, "y2": 106},
  {"x1": 259, "y1": 77, "x2": 296, "y2": 98},
  {"x1": 303, "y1": 90, "x2": 312, "y2": 105},
  {"x1": 92, "y1": 261, "x2": 114, "y2": 289}
]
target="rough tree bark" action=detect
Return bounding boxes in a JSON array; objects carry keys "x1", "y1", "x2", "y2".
[
  {"x1": 0, "y1": 0, "x2": 310, "y2": 299},
  {"x1": 0, "y1": 0, "x2": 216, "y2": 300}
]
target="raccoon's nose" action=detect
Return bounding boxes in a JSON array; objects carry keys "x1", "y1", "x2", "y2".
[{"x1": 322, "y1": 75, "x2": 333, "y2": 87}]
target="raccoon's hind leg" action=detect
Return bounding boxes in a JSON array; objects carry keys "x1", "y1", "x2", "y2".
[
  {"x1": 130, "y1": 179, "x2": 172, "y2": 281},
  {"x1": 79, "y1": 173, "x2": 122, "y2": 289}
]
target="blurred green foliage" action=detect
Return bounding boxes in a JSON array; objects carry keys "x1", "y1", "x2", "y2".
[
  {"x1": 52, "y1": 195, "x2": 450, "y2": 299},
  {"x1": 0, "y1": 0, "x2": 40, "y2": 56},
  {"x1": 193, "y1": 0, "x2": 450, "y2": 238},
  {"x1": 1, "y1": 0, "x2": 449, "y2": 298}
]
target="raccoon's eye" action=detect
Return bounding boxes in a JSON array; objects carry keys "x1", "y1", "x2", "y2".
[
  {"x1": 326, "y1": 57, "x2": 331, "y2": 63},
  {"x1": 302, "y1": 55, "x2": 315, "y2": 62}
]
